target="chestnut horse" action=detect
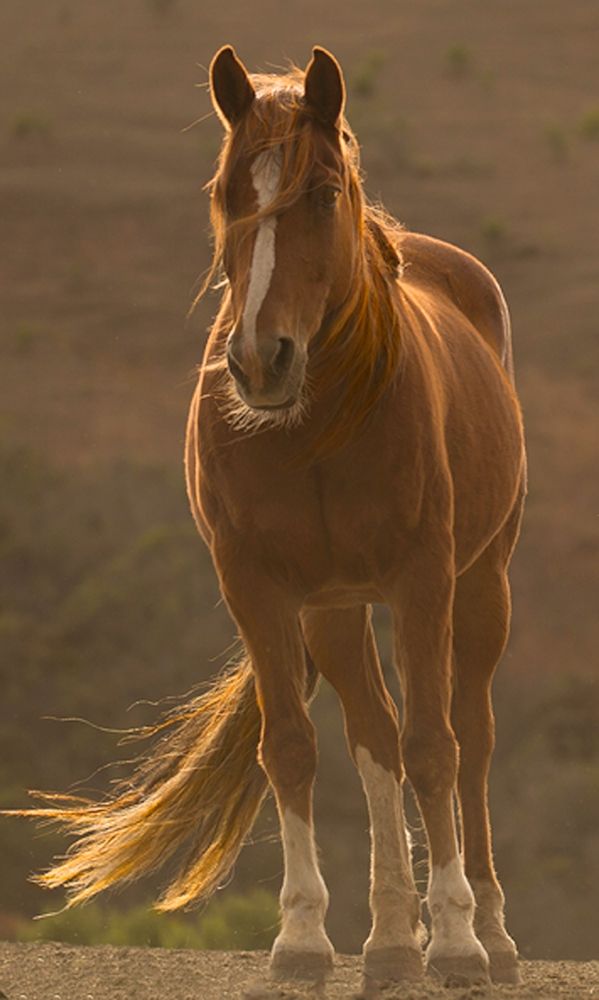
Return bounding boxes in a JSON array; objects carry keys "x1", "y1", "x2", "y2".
[{"x1": 12, "y1": 46, "x2": 526, "y2": 991}]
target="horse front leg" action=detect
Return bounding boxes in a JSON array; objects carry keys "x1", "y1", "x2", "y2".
[
  {"x1": 217, "y1": 552, "x2": 334, "y2": 983},
  {"x1": 390, "y1": 544, "x2": 490, "y2": 984},
  {"x1": 302, "y1": 605, "x2": 425, "y2": 991}
]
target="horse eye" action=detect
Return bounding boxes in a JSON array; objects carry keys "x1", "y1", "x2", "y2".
[{"x1": 318, "y1": 185, "x2": 342, "y2": 210}]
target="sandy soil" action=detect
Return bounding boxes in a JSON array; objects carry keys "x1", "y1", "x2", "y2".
[{"x1": 0, "y1": 943, "x2": 598, "y2": 1000}]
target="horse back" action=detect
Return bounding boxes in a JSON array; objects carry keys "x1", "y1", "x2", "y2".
[{"x1": 400, "y1": 232, "x2": 515, "y2": 383}]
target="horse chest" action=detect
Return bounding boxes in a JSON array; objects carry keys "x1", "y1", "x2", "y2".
[{"x1": 206, "y1": 446, "x2": 412, "y2": 597}]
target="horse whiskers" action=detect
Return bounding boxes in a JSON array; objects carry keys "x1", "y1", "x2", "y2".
[{"x1": 217, "y1": 368, "x2": 312, "y2": 435}]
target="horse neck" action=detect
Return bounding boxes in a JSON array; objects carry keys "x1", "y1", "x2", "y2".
[{"x1": 302, "y1": 249, "x2": 403, "y2": 458}]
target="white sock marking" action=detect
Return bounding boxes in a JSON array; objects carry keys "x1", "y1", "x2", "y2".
[
  {"x1": 242, "y1": 149, "x2": 281, "y2": 348},
  {"x1": 356, "y1": 746, "x2": 421, "y2": 951},
  {"x1": 427, "y1": 858, "x2": 487, "y2": 961},
  {"x1": 273, "y1": 809, "x2": 332, "y2": 956}
]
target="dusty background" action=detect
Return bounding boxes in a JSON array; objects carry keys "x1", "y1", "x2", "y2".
[{"x1": 0, "y1": 0, "x2": 598, "y2": 979}]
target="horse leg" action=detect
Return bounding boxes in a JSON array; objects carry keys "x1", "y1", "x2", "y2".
[
  {"x1": 217, "y1": 562, "x2": 334, "y2": 983},
  {"x1": 452, "y1": 520, "x2": 522, "y2": 983},
  {"x1": 391, "y1": 546, "x2": 489, "y2": 983},
  {"x1": 302, "y1": 606, "x2": 424, "y2": 989}
]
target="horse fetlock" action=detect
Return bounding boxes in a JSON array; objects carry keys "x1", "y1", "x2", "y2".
[{"x1": 280, "y1": 867, "x2": 329, "y2": 912}]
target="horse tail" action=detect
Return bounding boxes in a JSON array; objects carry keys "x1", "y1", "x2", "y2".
[{"x1": 11, "y1": 658, "x2": 269, "y2": 911}]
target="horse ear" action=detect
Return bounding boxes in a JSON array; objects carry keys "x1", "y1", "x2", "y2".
[
  {"x1": 304, "y1": 47, "x2": 346, "y2": 127},
  {"x1": 210, "y1": 45, "x2": 255, "y2": 128}
]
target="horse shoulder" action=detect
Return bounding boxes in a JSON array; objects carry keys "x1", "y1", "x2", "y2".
[{"x1": 400, "y1": 232, "x2": 514, "y2": 380}]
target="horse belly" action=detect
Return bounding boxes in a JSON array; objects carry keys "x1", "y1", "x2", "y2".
[
  {"x1": 450, "y1": 404, "x2": 524, "y2": 572},
  {"x1": 303, "y1": 584, "x2": 384, "y2": 609}
]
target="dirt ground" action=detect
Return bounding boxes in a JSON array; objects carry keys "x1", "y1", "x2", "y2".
[{"x1": 0, "y1": 944, "x2": 598, "y2": 1000}]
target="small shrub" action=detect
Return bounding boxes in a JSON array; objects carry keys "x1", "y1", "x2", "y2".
[
  {"x1": 351, "y1": 51, "x2": 386, "y2": 99},
  {"x1": 577, "y1": 106, "x2": 599, "y2": 140},
  {"x1": 480, "y1": 216, "x2": 507, "y2": 244},
  {"x1": 14, "y1": 324, "x2": 37, "y2": 355},
  {"x1": 11, "y1": 112, "x2": 52, "y2": 141},
  {"x1": 445, "y1": 44, "x2": 473, "y2": 79},
  {"x1": 544, "y1": 123, "x2": 570, "y2": 162},
  {"x1": 64, "y1": 262, "x2": 92, "y2": 295}
]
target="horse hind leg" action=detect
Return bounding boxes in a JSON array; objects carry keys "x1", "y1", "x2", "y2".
[
  {"x1": 302, "y1": 606, "x2": 425, "y2": 992},
  {"x1": 391, "y1": 540, "x2": 491, "y2": 986},
  {"x1": 451, "y1": 529, "x2": 521, "y2": 984}
]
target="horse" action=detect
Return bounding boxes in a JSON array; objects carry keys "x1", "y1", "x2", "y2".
[{"x1": 11, "y1": 45, "x2": 526, "y2": 992}]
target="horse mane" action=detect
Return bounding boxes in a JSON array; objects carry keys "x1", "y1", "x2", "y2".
[{"x1": 198, "y1": 66, "x2": 405, "y2": 458}]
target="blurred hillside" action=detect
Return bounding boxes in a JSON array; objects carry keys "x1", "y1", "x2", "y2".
[{"x1": 1, "y1": 0, "x2": 598, "y2": 960}]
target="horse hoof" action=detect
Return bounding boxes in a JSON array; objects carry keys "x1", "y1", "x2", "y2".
[
  {"x1": 363, "y1": 945, "x2": 424, "y2": 982},
  {"x1": 270, "y1": 947, "x2": 333, "y2": 982},
  {"x1": 426, "y1": 952, "x2": 490, "y2": 986},
  {"x1": 488, "y1": 949, "x2": 520, "y2": 984}
]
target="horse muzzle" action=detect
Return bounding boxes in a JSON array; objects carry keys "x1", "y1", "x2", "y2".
[{"x1": 226, "y1": 331, "x2": 306, "y2": 410}]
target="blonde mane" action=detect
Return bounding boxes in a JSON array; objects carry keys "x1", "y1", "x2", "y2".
[{"x1": 198, "y1": 67, "x2": 405, "y2": 457}]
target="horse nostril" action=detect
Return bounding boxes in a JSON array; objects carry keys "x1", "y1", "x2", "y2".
[
  {"x1": 226, "y1": 342, "x2": 249, "y2": 388},
  {"x1": 227, "y1": 333, "x2": 296, "y2": 394},
  {"x1": 271, "y1": 337, "x2": 295, "y2": 379}
]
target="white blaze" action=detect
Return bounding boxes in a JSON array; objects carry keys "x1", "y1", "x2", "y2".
[{"x1": 242, "y1": 149, "x2": 281, "y2": 347}]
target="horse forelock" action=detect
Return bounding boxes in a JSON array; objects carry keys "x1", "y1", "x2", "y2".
[{"x1": 198, "y1": 66, "x2": 405, "y2": 458}]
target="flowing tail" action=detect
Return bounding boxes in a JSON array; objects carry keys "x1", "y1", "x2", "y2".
[{"x1": 5, "y1": 659, "x2": 268, "y2": 911}]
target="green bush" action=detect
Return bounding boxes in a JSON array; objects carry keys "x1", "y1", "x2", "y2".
[
  {"x1": 197, "y1": 889, "x2": 279, "y2": 950},
  {"x1": 544, "y1": 122, "x2": 570, "y2": 162},
  {"x1": 10, "y1": 111, "x2": 53, "y2": 141},
  {"x1": 480, "y1": 215, "x2": 507, "y2": 244},
  {"x1": 445, "y1": 43, "x2": 473, "y2": 79},
  {"x1": 15, "y1": 889, "x2": 279, "y2": 950},
  {"x1": 351, "y1": 51, "x2": 386, "y2": 99},
  {"x1": 577, "y1": 106, "x2": 599, "y2": 140}
]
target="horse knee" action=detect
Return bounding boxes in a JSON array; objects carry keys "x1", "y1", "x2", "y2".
[
  {"x1": 260, "y1": 714, "x2": 317, "y2": 804},
  {"x1": 452, "y1": 685, "x2": 495, "y2": 760},
  {"x1": 402, "y1": 726, "x2": 458, "y2": 801}
]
